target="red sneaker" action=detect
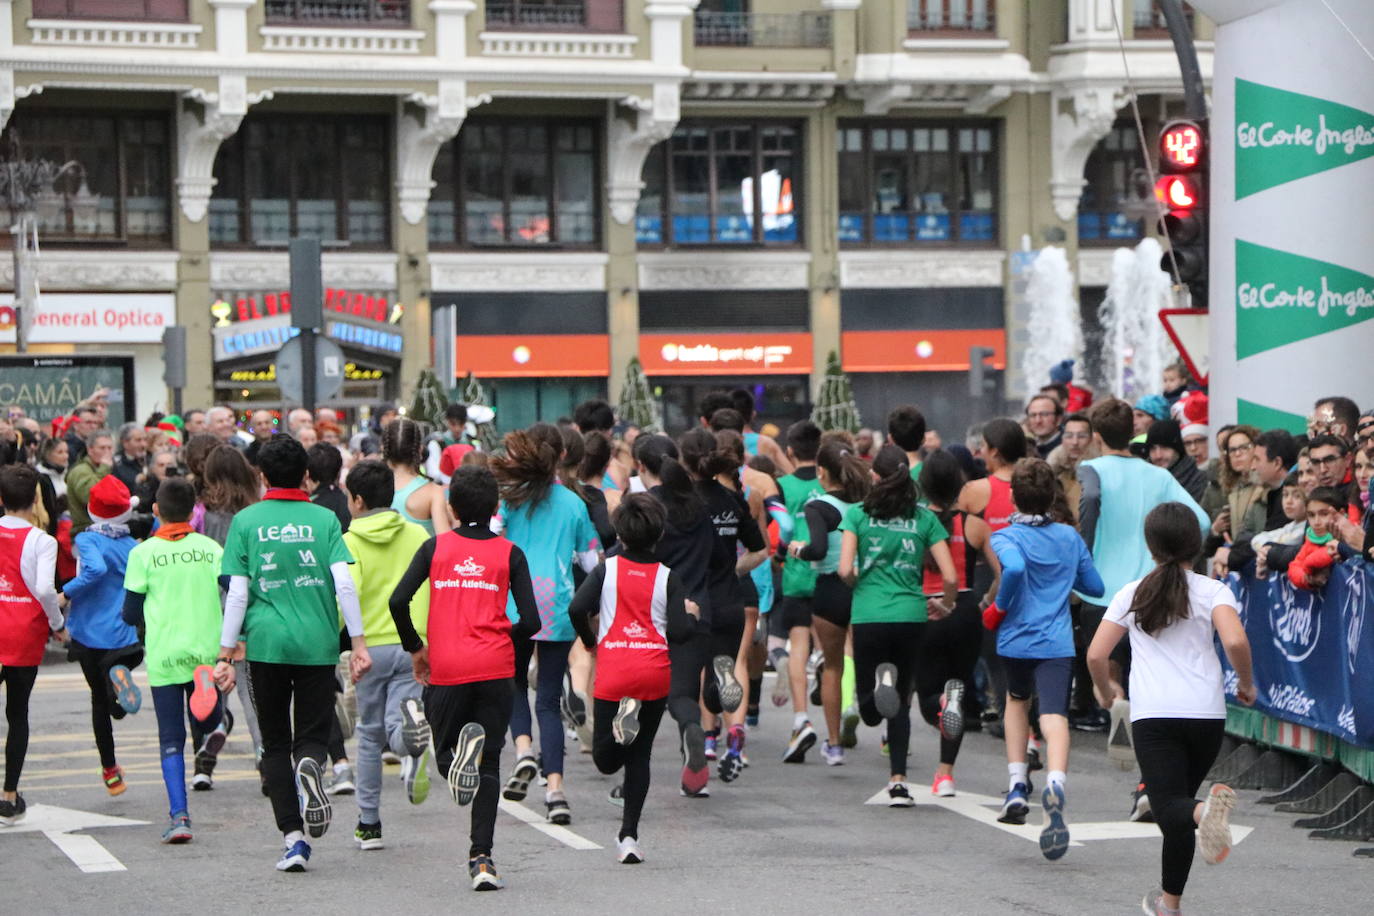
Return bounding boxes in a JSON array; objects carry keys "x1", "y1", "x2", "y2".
[{"x1": 103, "y1": 766, "x2": 127, "y2": 796}]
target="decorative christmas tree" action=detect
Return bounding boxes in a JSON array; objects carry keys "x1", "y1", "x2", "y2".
[
  {"x1": 811, "y1": 350, "x2": 861, "y2": 434},
  {"x1": 458, "y1": 371, "x2": 501, "y2": 452},
  {"x1": 409, "y1": 368, "x2": 449, "y2": 429},
  {"x1": 617, "y1": 356, "x2": 662, "y2": 434}
]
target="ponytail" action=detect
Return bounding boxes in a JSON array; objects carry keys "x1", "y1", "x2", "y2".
[
  {"x1": 1131, "y1": 502, "x2": 1203, "y2": 636},
  {"x1": 816, "y1": 440, "x2": 871, "y2": 504},
  {"x1": 491, "y1": 427, "x2": 559, "y2": 509},
  {"x1": 634, "y1": 433, "x2": 703, "y2": 528},
  {"x1": 713, "y1": 429, "x2": 746, "y2": 493},
  {"x1": 863, "y1": 444, "x2": 917, "y2": 520}
]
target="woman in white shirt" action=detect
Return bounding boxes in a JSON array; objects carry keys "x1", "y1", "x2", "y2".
[{"x1": 1088, "y1": 502, "x2": 1257, "y2": 916}]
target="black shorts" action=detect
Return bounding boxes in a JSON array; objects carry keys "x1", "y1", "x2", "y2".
[
  {"x1": 738, "y1": 573, "x2": 760, "y2": 609},
  {"x1": 776, "y1": 595, "x2": 813, "y2": 631},
  {"x1": 1001, "y1": 656, "x2": 1074, "y2": 718},
  {"x1": 810, "y1": 574, "x2": 852, "y2": 629}
]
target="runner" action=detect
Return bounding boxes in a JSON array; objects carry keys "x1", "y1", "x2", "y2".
[
  {"x1": 63, "y1": 475, "x2": 144, "y2": 796},
  {"x1": 988, "y1": 458, "x2": 1103, "y2": 861},
  {"x1": 789, "y1": 440, "x2": 870, "y2": 765},
  {"x1": 1087, "y1": 502, "x2": 1256, "y2": 916},
  {"x1": 0, "y1": 465, "x2": 67, "y2": 825},
  {"x1": 838, "y1": 445, "x2": 957, "y2": 806},
  {"x1": 388, "y1": 466, "x2": 541, "y2": 891},
  {"x1": 490, "y1": 424, "x2": 600, "y2": 823},
  {"x1": 213, "y1": 436, "x2": 372, "y2": 873},
  {"x1": 384, "y1": 418, "x2": 451, "y2": 535},
  {"x1": 569, "y1": 493, "x2": 697, "y2": 862},
  {"x1": 727, "y1": 388, "x2": 794, "y2": 475},
  {"x1": 121, "y1": 478, "x2": 225, "y2": 842}
]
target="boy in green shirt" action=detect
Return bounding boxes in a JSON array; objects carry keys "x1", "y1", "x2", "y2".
[
  {"x1": 122, "y1": 478, "x2": 227, "y2": 844},
  {"x1": 214, "y1": 436, "x2": 371, "y2": 873}
]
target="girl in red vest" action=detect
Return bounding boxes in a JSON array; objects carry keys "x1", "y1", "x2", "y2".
[{"x1": 569, "y1": 493, "x2": 696, "y2": 865}]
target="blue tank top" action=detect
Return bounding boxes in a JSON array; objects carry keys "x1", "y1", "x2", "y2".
[
  {"x1": 392, "y1": 476, "x2": 435, "y2": 536},
  {"x1": 744, "y1": 431, "x2": 761, "y2": 457}
]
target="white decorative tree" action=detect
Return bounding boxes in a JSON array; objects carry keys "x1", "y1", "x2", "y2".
[
  {"x1": 812, "y1": 350, "x2": 861, "y2": 434},
  {"x1": 1098, "y1": 237, "x2": 1180, "y2": 402},
  {"x1": 458, "y1": 371, "x2": 500, "y2": 452},
  {"x1": 1020, "y1": 246, "x2": 1082, "y2": 397},
  {"x1": 617, "y1": 356, "x2": 662, "y2": 434}
]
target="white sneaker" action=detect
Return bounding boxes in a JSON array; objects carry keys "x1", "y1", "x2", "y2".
[
  {"x1": 821, "y1": 740, "x2": 844, "y2": 767},
  {"x1": 886, "y1": 781, "x2": 916, "y2": 808},
  {"x1": 617, "y1": 835, "x2": 644, "y2": 864},
  {"x1": 1198, "y1": 783, "x2": 1236, "y2": 865}
]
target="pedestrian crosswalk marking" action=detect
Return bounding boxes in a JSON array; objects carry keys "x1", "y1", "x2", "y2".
[
  {"x1": 499, "y1": 799, "x2": 603, "y2": 850},
  {"x1": 0, "y1": 804, "x2": 147, "y2": 873}
]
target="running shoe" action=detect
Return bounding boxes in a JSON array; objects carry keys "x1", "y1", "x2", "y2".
[
  {"x1": 545, "y1": 792, "x2": 572, "y2": 825},
  {"x1": 712, "y1": 654, "x2": 744, "y2": 713},
  {"x1": 769, "y1": 649, "x2": 791, "y2": 707},
  {"x1": 938, "y1": 679, "x2": 965, "y2": 741},
  {"x1": 1027, "y1": 744, "x2": 1044, "y2": 772},
  {"x1": 0, "y1": 793, "x2": 26, "y2": 826},
  {"x1": 821, "y1": 740, "x2": 844, "y2": 767},
  {"x1": 718, "y1": 725, "x2": 746, "y2": 783},
  {"x1": 746, "y1": 707, "x2": 760, "y2": 728},
  {"x1": 189, "y1": 664, "x2": 218, "y2": 723},
  {"x1": 1108, "y1": 698, "x2": 1134, "y2": 764},
  {"x1": 109, "y1": 665, "x2": 141, "y2": 714},
  {"x1": 448, "y1": 722, "x2": 485, "y2": 807},
  {"x1": 873, "y1": 663, "x2": 900, "y2": 719},
  {"x1": 103, "y1": 766, "x2": 127, "y2": 796},
  {"x1": 887, "y1": 781, "x2": 915, "y2": 808},
  {"x1": 469, "y1": 854, "x2": 504, "y2": 891},
  {"x1": 402, "y1": 746, "x2": 431, "y2": 805},
  {"x1": 608, "y1": 784, "x2": 625, "y2": 807},
  {"x1": 191, "y1": 753, "x2": 214, "y2": 791},
  {"x1": 680, "y1": 722, "x2": 710, "y2": 796},
  {"x1": 354, "y1": 820, "x2": 383, "y2": 851},
  {"x1": 617, "y1": 836, "x2": 644, "y2": 864},
  {"x1": 678, "y1": 784, "x2": 712, "y2": 798},
  {"x1": 998, "y1": 783, "x2": 1030, "y2": 825},
  {"x1": 612, "y1": 697, "x2": 641, "y2": 746},
  {"x1": 840, "y1": 706, "x2": 860, "y2": 749},
  {"x1": 808, "y1": 658, "x2": 823, "y2": 707},
  {"x1": 161, "y1": 813, "x2": 193, "y2": 845},
  {"x1": 1141, "y1": 889, "x2": 1165, "y2": 916},
  {"x1": 503, "y1": 754, "x2": 538, "y2": 801},
  {"x1": 1040, "y1": 783, "x2": 1070, "y2": 860},
  {"x1": 295, "y1": 757, "x2": 332, "y2": 839},
  {"x1": 880, "y1": 733, "x2": 889, "y2": 757},
  {"x1": 327, "y1": 763, "x2": 356, "y2": 796},
  {"x1": 931, "y1": 773, "x2": 956, "y2": 797},
  {"x1": 560, "y1": 671, "x2": 593, "y2": 749},
  {"x1": 704, "y1": 731, "x2": 718, "y2": 761},
  {"x1": 399, "y1": 697, "x2": 432, "y2": 758},
  {"x1": 1129, "y1": 783, "x2": 1155, "y2": 823},
  {"x1": 382, "y1": 750, "x2": 402, "y2": 765},
  {"x1": 782, "y1": 720, "x2": 817, "y2": 763},
  {"x1": 1198, "y1": 783, "x2": 1237, "y2": 865},
  {"x1": 276, "y1": 839, "x2": 311, "y2": 872}
]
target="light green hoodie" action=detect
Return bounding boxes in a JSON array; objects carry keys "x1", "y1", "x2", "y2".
[{"x1": 342, "y1": 509, "x2": 430, "y2": 646}]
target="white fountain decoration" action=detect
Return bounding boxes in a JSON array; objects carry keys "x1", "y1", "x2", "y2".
[
  {"x1": 1098, "y1": 237, "x2": 1179, "y2": 403},
  {"x1": 1020, "y1": 245, "x2": 1082, "y2": 399}
]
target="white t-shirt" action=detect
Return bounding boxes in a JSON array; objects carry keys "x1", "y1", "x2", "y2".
[{"x1": 1103, "y1": 571, "x2": 1237, "y2": 721}]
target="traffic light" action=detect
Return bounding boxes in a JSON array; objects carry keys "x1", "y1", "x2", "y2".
[
  {"x1": 1156, "y1": 120, "x2": 1208, "y2": 308},
  {"x1": 969, "y1": 346, "x2": 997, "y2": 399}
]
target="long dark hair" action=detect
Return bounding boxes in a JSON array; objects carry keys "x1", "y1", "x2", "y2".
[
  {"x1": 816, "y1": 440, "x2": 871, "y2": 504},
  {"x1": 713, "y1": 429, "x2": 746, "y2": 493},
  {"x1": 679, "y1": 427, "x2": 738, "y2": 483},
  {"x1": 558, "y1": 424, "x2": 589, "y2": 504},
  {"x1": 202, "y1": 445, "x2": 259, "y2": 514},
  {"x1": 917, "y1": 448, "x2": 964, "y2": 511},
  {"x1": 1131, "y1": 502, "x2": 1203, "y2": 636},
  {"x1": 491, "y1": 426, "x2": 560, "y2": 510},
  {"x1": 579, "y1": 430, "x2": 613, "y2": 483},
  {"x1": 383, "y1": 418, "x2": 426, "y2": 473},
  {"x1": 634, "y1": 433, "x2": 701, "y2": 528},
  {"x1": 863, "y1": 444, "x2": 917, "y2": 520}
]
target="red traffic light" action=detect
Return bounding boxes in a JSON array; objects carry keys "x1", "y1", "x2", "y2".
[
  {"x1": 1160, "y1": 121, "x2": 1204, "y2": 171},
  {"x1": 1154, "y1": 175, "x2": 1200, "y2": 209}
]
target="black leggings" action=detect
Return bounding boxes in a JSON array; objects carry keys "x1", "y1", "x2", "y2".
[
  {"x1": 915, "y1": 592, "x2": 983, "y2": 766},
  {"x1": 1133, "y1": 718, "x2": 1225, "y2": 897},
  {"x1": 248, "y1": 661, "x2": 336, "y2": 835},
  {"x1": 74, "y1": 640, "x2": 144, "y2": 770},
  {"x1": 592, "y1": 696, "x2": 666, "y2": 841},
  {"x1": 852, "y1": 621, "x2": 925, "y2": 778},
  {"x1": 2, "y1": 665, "x2": 37, "y2": 792},
  {"x1": 426, "y1": 677, "x2": 513, "y2": 859},
  {"x1": 668, "y1": 627, "x2": 711, "y2": 732}
]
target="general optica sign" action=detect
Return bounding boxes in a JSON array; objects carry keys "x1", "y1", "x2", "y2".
[{"x1": 0, "y1": 294, "x2": 173, "y2": 344}]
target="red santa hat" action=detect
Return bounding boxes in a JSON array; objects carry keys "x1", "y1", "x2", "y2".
[
  {"x1": 1179, "y1": 391, "x2": 1209, "y2": 441},
  {"x1": 88, "y1": 475, "x2": 138, "y2": 524}
]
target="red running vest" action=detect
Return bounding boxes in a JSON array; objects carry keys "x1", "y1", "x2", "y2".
[
  {"x1": 923, "y1": 512, "x2": 968, "y2": 595},
  {"x1": 593, "y1": 556, "x2": 672, "y2": 702},
  {"x1": 984, "y1": 475, "x2": 1015, "y2": 532},
  {"x1": 427, "y1": 533, "x2": 516, "y2": 686},
  {"x1": 0, "y1": 525, "x2": 48, "y2": 666}
]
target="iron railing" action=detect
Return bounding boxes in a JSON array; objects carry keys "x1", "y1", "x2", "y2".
[
  {"x1": 485, "y1": 1, "x2": 587, "y2": 29},
  {"x1": 906, "y1": 0, "x2": 994, "y2": 32},
  {"x1": 32, "y1": 0, "x2": 188, "y2": 19},
  {"x1": 694, "y1": 11, "x2": 832, "y2": 49},
  {"x1": 263, "y1": 0, "x2": 410, "y2": 26}
]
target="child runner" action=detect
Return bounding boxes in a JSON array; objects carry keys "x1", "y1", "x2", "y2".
[
  {"x1": 63, "y1": 475, "x2": 143, "y2": 796},
  {"x1": 988, "y1": 458, "x2": 1104, "y2": 860},
  {"x1": 490, "y1": 424, "x2": 599, "y2": 823},
  {"x1": 387, "y1": 467, "x2": 540, "y2": 891},
  {"x1": 1087, "y1": 502, "x2": 1256, "y2": 916},
  {"x1": 340, "y1": 460, "x2": 433, "y2": 849},
  {"x1": 121, "y1": 478, "x2": 226, "y2": 842},
  {"x1": 213, "y1": 436, "x2": 371, "y2": 873},
  {"x1": 838, "y1": 445, "x2": 957, "y2": 806},
  {"x1": 569, "y1": 493, "x2": 696, "y2": 862},
  {"x1": 0, "y1": 465, "x2": 67, "y2": 825}
]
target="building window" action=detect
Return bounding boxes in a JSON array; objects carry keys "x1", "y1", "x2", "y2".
[
  {"x1": 31, "y1": 0, "x2": 188, "y2": 20},
  {"x1": 429, "y1": 120, "x2": 598, "y2": 248},
  {"x1": 210, "y1": 115, "x2": 390, "y2": 248},
  {"x1": 907, "y1": 0, "x2": 994, "y2": 32},
  {"x1": 263, "y1": 1, "x2": 411, "y2": 26},
  {"x1": 485, "y1": 1, "x2": 623, "y2": 31},
  {"x1": 1080, "y1": 124, "x2": 1147, "y2": 243},
  {"x1": 637, "y1": 122, "x2": 800, "y2": 246},
  {"x1": 837, "y1": 122, "x2": 997, "y2": 246},
  {"x1": 3, "y1": 110, "x2": 171, "y2": 244},
  {"x1": 1132, "y1": 0, "x2": 1193, "y2": 36}
]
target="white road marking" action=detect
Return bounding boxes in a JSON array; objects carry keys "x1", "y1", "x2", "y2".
[
  {"x1": 863, "y1": 785, "x2": 1253, "y2": 846},
  {"x1": 0, "y1": 804, "x2": 148, "y2": 874},
  {"x1": 499, "y1": 799, "x2": 603, "y2": 850}
]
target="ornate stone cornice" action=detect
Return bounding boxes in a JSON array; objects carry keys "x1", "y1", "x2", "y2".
[
  {"x1": 0, "y1": 250, "x2": 179, "y2": 291},
  {"x1": 606, "y1": 84, "x2": 680, "y2": 225},
  {"x1": 638, "y1": 251, "x2": 811, "y2": 291},
  {"x1": 429, "y1": 252, "x2": 608, "y2": 293},
  {"x1": 1050, "y1": 84, "x2": 1129, "y2": 221},
  {"x1": 838, "y1": 250, "x2": 1006, "y2": 289},
  {"x1": 396, "y1": 81, "x2": 487, "y2": 225},
  {"x1": 176, "y1": 76, "x2": 272, "y2": 223},
  {"x1": 210, "y1": 252, "x2": 398, "y2": 290}
]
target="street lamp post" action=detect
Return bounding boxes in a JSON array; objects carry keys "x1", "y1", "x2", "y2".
[{"x1": 0, "y1": 141, "x2": 81, "y2": 353}]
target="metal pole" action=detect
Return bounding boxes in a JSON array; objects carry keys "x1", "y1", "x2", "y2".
[
  {"x1": 301, "y1": 329, "x2": 317, "y2": 413},
  {"x1": 12, "y1": 212, "x2": 33, "y2": 354},
  {"x1": 1158, "y1": 0, "x2": 1207, "y2": 120}
]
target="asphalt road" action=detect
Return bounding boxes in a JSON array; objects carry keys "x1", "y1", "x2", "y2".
[{"x1": 3, "y1": 660, "x2": 1369, "y2": 915}]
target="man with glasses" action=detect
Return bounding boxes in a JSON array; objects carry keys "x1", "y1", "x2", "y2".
[
  {"x1": 1355, "y1": 413, "x2": 1374, "y2": 452},
  {"x1": 1218, "y1": 430, "x2": 1298, "y2": 577},
  {"x1": 1308, "y1": 435, "x2": 1356, "y2": 499},
  {"x1": 1051, "y1": 413, "x2": 1093, "y2": 524},
  {"x1": 1025, "y1": 394, "x2": 1064, "y2": 459},
  {"x1": 1308, "y1": 396, "x2": 1361, "y2": 446}
]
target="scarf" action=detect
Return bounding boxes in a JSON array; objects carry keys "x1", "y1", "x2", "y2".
[
  {"x1": 88, "y1": 521, "x2": 131, "y2": 539},
  {"x1": 1010, "y1": 512, "x2": 1052, "y2": 527},
  {"x1": 1305, "y1": 527, "x2": 1334, "y2": 545},
  {"x1": 154, "y1": 522, "x2": 195, "y2": 542}
]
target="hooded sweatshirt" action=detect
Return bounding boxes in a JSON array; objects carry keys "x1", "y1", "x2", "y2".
[
  {"x1": 65, "y1": 526, "x2": 139, "y2": 649},
  {"x1": 343, "y1": 508, "x2": 431, "y2": 645}
]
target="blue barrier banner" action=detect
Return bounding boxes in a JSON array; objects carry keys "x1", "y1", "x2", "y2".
[{"x1": 1222, "y1": 559, "x2": 1373, "y2": 749}]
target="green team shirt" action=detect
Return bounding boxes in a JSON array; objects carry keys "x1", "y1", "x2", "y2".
[
  {"x1": 222, "y1": 497, "x2": 353, "y2": 666},
  {"x1": 778, "y1": 469, "x2": 824, "y2": 597},
  {"x1": 125, "y1": 532, "x2": 224, "y2": 687},
  {"x1": 840, "y1": 503, "x2": 947, "y2": 624}
]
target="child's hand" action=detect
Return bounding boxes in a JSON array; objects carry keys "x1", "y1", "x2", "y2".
[
  {"x1": 1235, "y1": 681, "x2": 1258, "y2": 706},
  {"x1": 1093, "y1": 681, "x2": 1124, "y2": 710},
  {"x1": 1325, "y1": 541, "x2": 1340, "y2": 559},
  {"x1": 349, "y1": 645, "x2": 372, "y2": 683},
  {"x1": 786, "y1": 540, "x2": 806, "y2": 560},
  {"x1": 213, "y1": 659, "x2": 236, "y2": 692},
  {"x1": 685, "y1": 599, "x2": 701, "y2": 620},
  {"x1": 411, "y1": 646, "x2": 430, "y2": 686},
  {"x1": 50, "y1": 626, "x2": 69, "y2": 645}
]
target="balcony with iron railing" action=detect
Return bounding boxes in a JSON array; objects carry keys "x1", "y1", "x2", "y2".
[
  {"x1": 484, "y1": 1, "x2": 624, "y2": 32},
  {"x1": 1132, "y1": 0, "x2": 1194, "y2": 37},
  {"x1": 907, "y1": 0, "x2": 995, "y2": 35},
  {"x1": 693, "y1": 11, "x2": 832, "y2": 48},
  {"x1": 31, "y1": 0, "x2": 188, "y2": 20},
  {"x1": 263, "y1": 0, "x2": 411, "y2": 27}
]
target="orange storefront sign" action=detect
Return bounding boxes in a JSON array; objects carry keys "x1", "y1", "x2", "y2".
[
  {"x1": 841, "y1": 329, "x2": 1006, "y2": 372},
  {"x1": 455, "y1": 334, "x2": 609, "y2": 378},
  {"x1": 638, "y1": 332, "x2": 813, "y2": 376}
]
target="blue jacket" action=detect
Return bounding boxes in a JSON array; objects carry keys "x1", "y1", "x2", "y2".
[
  {"x1": 992, "y1": 522, "x2": 1103, "y2": 659},
  {"x1": 65, "y1": 529, "x2": 139, "y2": 650}
]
